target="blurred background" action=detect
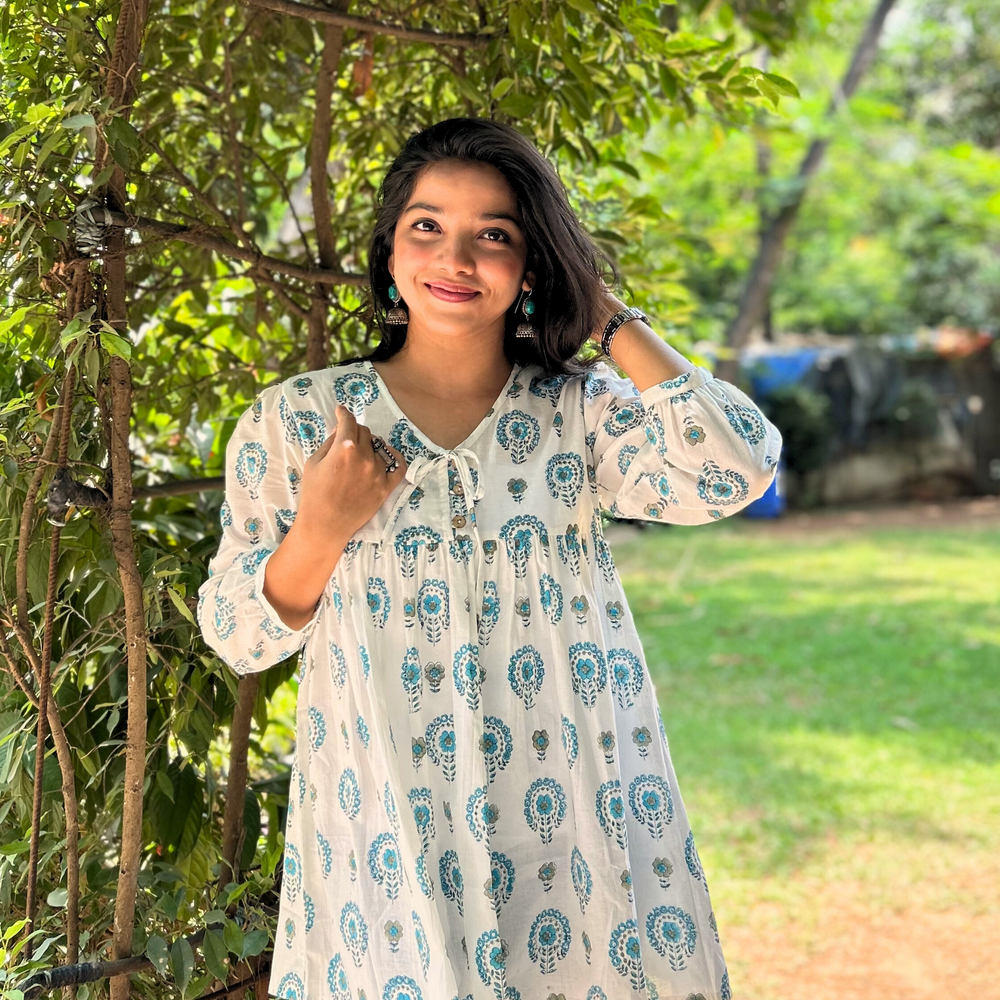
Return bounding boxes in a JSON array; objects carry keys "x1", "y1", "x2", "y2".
[{"x1": 0, "y1": 1, "x2": 997, "y2": 999}]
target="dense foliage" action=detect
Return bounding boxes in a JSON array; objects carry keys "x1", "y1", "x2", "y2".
[{"x1": 625, "y1": 0, "x2": 1000, "y2": 341}]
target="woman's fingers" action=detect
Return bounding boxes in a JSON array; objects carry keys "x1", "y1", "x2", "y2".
[
  {"x1": 311, "y1": 429, "x2": 338, "y2": 463},
  {"x1": 334, "y1": 404, "x2": 358, "y2": 445}
]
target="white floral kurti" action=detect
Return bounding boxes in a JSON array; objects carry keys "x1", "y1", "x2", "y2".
[{"x1": 197, "y1": 356, "x2": 782, "y2": 1000}]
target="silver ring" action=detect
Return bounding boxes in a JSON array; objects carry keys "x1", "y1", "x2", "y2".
[{"x1": 370, "y1": 435, "x2": 397, "y2": 473}]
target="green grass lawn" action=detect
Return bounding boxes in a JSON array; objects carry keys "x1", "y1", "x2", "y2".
[{"x1": 609, "y1": 516, "x2": 1000, "y2": 932}]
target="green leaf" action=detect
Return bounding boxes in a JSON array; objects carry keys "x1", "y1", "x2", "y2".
[
  {"x1": 35, "y1": 131, "x2": 63, "y2": 171},
  {"x1": 451, "y1": 73, "x2": 486, "y2": 108},
  {"x1": 498, "y1": 93, "x2": 537, "y2": 118},
  {"x1": 491, "y1": 78, "x2": 514, "y2": 100},
  {"x1": 590, "y1": 228, "x2": 629, "y2": 246},
  {"x1": 91, "y1": 163, "x2": 115, "y2": 188},
  {"x1": 0, "y1": 124, "x2": 33, "y2": 156},
  {"x1": 3, "y1": 458, "x2": 18, "y2": 482},
  {"x1": 241, "y1": 928, "x2": 268, "y2": 959},
  {"x1": 166, "y1": 585, "x2": 196, "y2": 625},
  {"x1": 222, "y1": 919, "x2": 243, "y2": 960},
  {"x1": 202, "y1": 928, "x2": 230, "y2": 982},
  {"x1": 0, "y1": 306, "x2": 28, "y2": 336},
  {"x1": 564, "y1": 0, "x2": 597, "y2": 12},
  {"x1": 608, "y1": 159, "x2": 641, "y2": 179},
  {"x1": 240, "y1": 788, "x2": 261, "y2": 871},
  {"x1": 105, "y1": 117, "x2": 139, "y2": 151},
  {"x1": 85, "y1": 342, "x2": 101, "y2": 390},
  {"x1": 155, "y1": 768, "x2": 175, "y2": 802},
  {"x1": 46, "y1": 887, "x2": 68, "y2": 907},
  {"x1": 146, "y1": 935, "x2": 170, "y2": 978},
  {"x1": 13, "y1": 140, "x2": 31, "y2": 168},
  {"x1": 3, "y1": 919, "x2": 27, "y2": 942},
  {"x1": 170, "y1": 936, "x2": 194, "y2": 994},
  {"x1": 79, "y1": 750, "x2": 98, "y2": 777},
  {"x1": 63, "y1": 113, "x2": 95, "y2": 130},
  {"x1": 110, "y1": 140, "x2": 131, "y2": 170},
  {"x1": 99, "y1": 329, "x2": 132, "y2": 361},
  {"x1": 756, "y1": 77, "x2": 781, "y2": 107},
  {"x1": 59, "y1": 307, "x2": 96, "y2": 348},
  {"x1": 763, "y1": 72, "x2": 800, "y2": 98}
]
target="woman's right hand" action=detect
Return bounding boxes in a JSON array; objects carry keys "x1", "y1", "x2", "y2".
[{"x1": 295, "y1": 404, "x2": 408, "y2": 542}]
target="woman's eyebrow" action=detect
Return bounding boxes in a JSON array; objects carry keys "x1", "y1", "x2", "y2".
[{"x1": 402, "y1": 202, "x2": 522, "y2": 227}]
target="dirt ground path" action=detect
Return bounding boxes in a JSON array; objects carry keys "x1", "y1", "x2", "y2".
[{"x1": 722, "y1": 850, "x2": 1000, "y2": 1000}]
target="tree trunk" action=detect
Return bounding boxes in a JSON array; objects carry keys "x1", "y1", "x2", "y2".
[
  {"x1": 97, "y1": 3, "x2": 151, "y2": 999},
  {"x1": 23, "y1": 365, "x2": 75, "y2": 962},
  {"x1": 715, "y1": 0, "x2": 899, "y2": 383},
  {"x1": 306, "y1": 11, "x2": 348, "y2": 371},
  {"x1": 219, "y1": 674, "x2": 260, "y2": 890}
]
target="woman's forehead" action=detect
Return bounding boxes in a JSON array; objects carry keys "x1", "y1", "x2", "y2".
[{"x1": 409, "y1": 160, "x2": 519, "y2": 215}]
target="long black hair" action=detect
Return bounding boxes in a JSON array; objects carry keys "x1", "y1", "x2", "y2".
[{"x1": 337, "y1": 117, "x2": 619, "y2": 376}]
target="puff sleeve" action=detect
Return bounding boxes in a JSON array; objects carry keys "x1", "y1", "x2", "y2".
[
  {"x1": 196, "y1": 381, "x2": 325, "y2": 675},
  {"x1": 582, "y1": 361, "x2": 782, "y2": 525}
]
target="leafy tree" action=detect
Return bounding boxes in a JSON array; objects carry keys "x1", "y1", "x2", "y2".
[{"x1": 617, "y1": 0, "x2": 1000, "y2": 345}]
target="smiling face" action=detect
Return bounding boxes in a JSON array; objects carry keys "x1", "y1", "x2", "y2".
[{"x1": 387, "y1": 159, "x2": 534, "y2": 339}]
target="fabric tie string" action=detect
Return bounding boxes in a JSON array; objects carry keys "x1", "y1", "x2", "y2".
[{"x1": 377, "y1": 448, "x2": 486, "y2": 611}]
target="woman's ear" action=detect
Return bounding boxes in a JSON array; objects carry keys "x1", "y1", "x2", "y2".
[
  {"x1": 523, "y1": 270, "x2": 536, "y2": 292},
  {"x1": 387, "y1": 252, "x2": 394, "y2": 278}
]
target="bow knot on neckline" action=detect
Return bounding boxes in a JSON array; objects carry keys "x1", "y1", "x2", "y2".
[{"x1": 378, "y1": 447, "x2": 485, "y2": 553}]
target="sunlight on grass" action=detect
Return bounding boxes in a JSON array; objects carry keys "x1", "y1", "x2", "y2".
[{"x1": 608, "y1": 517, "x2": 1000, "y2": 943}]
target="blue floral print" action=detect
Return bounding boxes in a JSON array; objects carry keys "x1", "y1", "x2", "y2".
[{"x1": 197, "y1": 358, "x2": 781, "y2": 1000}]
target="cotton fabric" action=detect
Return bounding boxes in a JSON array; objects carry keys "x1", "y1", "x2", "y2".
[{"x1": 197, "y1": 356, "x2": 782, "y2": 1000}]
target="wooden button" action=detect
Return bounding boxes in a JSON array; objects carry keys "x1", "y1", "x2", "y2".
[
  {"x1": 452, "y1": 515, "x2": 467, "y2": 528},
  {"x1": 452, "y1": 484, "x2": 464, "y2": 496}
]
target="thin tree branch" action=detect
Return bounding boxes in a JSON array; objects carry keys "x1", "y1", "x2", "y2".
[
  {"x1": 24, "y1": 363, "x2": 75, "y2": 962},
  {"x1": 248, "y1": 269, "x2": 310, "y2": 320},
  {"x1": 241, "y1": 0, "x2": 493, "y2": 48},
  {"x1": 142, "y1": 136, "x2": 246, "y2": 246},
  {"x1": 17, "y1": 400, "x2": 62, "y2": 629},
  {"x1": 18, "y1": 930, "x2": 207, "y2": 999},
  {"x1": 133, "y1": 476, "x2": 225, "y2": 499},
  {"x1": 109, "y1": 212, "x2": 366, "y2": 286},
  {"x1": 222, "y1": 36, "x2": 250, "y2": 235},
  {"x1": 219, "y1": 675, "x2": 260, "y2": 888},
  {"x1": 248, "y1": 148, "x2": 314, "y2": 260},
  {"x1": 98, "y1": 5, "x2": 152, "y2": 996},
  {"x1": 306, "y1": 11, "x2": 348, "y2": 370},
  {"x1": 0, "y1": 626, "x2": 39, "y2": 707}
]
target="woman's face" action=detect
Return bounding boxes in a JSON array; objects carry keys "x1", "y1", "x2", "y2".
[{"x1": 387, "y1": 159, "x2": 534, "y2": 338}]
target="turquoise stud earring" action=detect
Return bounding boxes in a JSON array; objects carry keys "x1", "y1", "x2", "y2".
[
  {"x1": 386, "y1": 281, "x2": 409, "y2": 326},
  {"x1": 515, "y1": 288, "x2": 538, "y2": 339}
]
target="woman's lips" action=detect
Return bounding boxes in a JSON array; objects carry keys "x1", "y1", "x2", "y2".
[{"x1": 425, "y1": 283, "x2": 479, "y2": 302}]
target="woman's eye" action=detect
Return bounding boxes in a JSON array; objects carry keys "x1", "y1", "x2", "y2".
[{"x1": 410, "y1": 220, "x2": 510, "y2": 243}]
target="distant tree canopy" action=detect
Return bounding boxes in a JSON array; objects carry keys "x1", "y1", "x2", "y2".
[
  {"x1": 626, "y1": 0, "x2": 1000, "y2": 341},
  {"x1": 0, "y1": 3, "x2": 801, "y2": 999}
]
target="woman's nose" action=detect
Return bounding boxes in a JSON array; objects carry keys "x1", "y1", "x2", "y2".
[{"x1": 434, "y1": 235, "x2": 477, "y2": 271}]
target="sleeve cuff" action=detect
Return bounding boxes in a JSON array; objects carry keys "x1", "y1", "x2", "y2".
[
  {"x1": 251, "y1": 549, "x2": 324, "y2": 645},
  {"x1": 637, "y1": 366, "x2": 716, "y2": 408}
]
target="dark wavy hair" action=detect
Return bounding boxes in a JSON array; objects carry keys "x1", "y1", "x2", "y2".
[{"x1": 337, "y1": 117, "x2": 619, "y2": 376}]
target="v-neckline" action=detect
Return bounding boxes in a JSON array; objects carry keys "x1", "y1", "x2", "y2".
[{"x1": 365, "y1": 358, "x2": 525, "y2": 455}]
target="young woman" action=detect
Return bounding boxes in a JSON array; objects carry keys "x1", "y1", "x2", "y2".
[{"x1": 198, "y1": 117, "x2": 781, "y2": 1000}]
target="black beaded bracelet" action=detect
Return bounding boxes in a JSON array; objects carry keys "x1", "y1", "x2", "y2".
[{"x1": 600, "y1": 307, "x2": 650, "y2": 359}]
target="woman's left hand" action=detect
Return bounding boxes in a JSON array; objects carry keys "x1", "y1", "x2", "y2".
[{"x1": 589, "y1": 287, "x2": 629, "y2": 342}]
